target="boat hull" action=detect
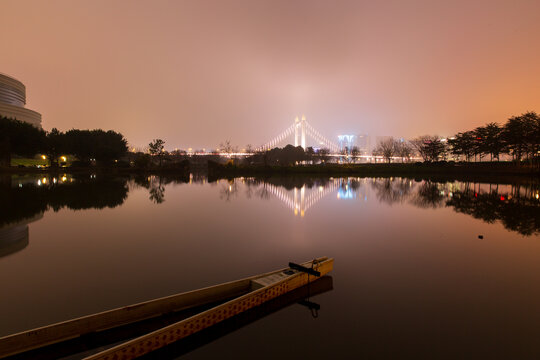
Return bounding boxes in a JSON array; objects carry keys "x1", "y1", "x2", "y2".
[
  {"x1": 0, "y1": 257, "x2": 333, "y2": 359},
  {"x1": 84, "y1": 258, "x2": 333, "y2": 360}
]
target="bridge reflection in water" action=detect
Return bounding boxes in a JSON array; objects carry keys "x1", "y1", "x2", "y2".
[
  {"x1": 255, "y1": 178, "x2": 371, "y2": 217},
  {"x1": 1, "y1": 175, "x2": 539, "y2": 260},
  {"x1": 219, "y1": 177, "x2": 539, "y2": 236},
  {"x1": 264, "y1": 181, "x2": 340, "y2": 217}
]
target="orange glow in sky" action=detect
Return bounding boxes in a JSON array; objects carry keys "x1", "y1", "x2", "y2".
[{"x1": 1, "y1": 0, "x2": 539, "y2": 149}]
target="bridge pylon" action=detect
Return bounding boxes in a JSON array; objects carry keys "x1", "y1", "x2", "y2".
[{"x1": 294, "y1": 115, "x2": 307, "y2": 149}]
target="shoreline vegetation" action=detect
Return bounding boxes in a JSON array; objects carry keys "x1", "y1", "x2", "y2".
[
  {"x1": 2, "y1": 161, "x2": 539, "y2": 185},
  {"x1": 206, "y1": 162, "x2": 540, "y2": 184},
  {"x1": 1, "y1": 111, "x2": 539, "y2": 180}
]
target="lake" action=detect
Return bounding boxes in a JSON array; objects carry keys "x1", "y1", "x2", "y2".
[{"x1": 1, "y1": 174, "x2": 539, "y2": 359}]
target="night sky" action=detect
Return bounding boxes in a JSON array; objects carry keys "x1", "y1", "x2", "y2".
[{"x1": 1, "y1": 0, "x2": 539, "y2": 149}]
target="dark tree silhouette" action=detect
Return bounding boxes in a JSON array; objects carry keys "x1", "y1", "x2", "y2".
[
  {"x1": 63, "y1": 129, "x2": 128, "y2": 163},
  {"x1": 46, "y1": 128, "x2": 68, "y2": 166},
  {"x1": 449, "y1": 111, "x2": 538, "y2": 164},
  {"x1": 0, "y1": 116, "x2": 46, "y2": 166},
  {"x1": 317, "y1": 147, "x2": 330, "y2": 163},
  {"x1": 149, "y1": 138, "x2": 165, "y2": 166},
  {"x1": 411, "y1": 136, "x2": 446, "y2": 162}
]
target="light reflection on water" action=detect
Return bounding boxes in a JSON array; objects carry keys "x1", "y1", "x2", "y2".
[
  {"x1": 212, "y1": 177, "x2": 539, "y2": 236},
  {"x1": 0, "y1": 174, "x2": 540, "y2": 358}
]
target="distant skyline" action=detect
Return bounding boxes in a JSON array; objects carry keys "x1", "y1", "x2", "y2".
[{"x1": 1, "y1": 0, "x2": 539, "y2": 149}]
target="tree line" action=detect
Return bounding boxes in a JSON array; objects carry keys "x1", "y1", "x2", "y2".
[
  {"x1": 0, "y1": 116, "x2": 128, "y2": 167},
  {"x1": 246, "y1": 144, "x2": 331, "y2": 166},
  {"x1": 373, "y1": 111, "x2": 540, "y2": 164},
  {"x1": 449, "y1": 112, "x2": 539, "y2": 162},
  {"x1": 3, "y1": 110, "x2": 538, "y2": 168}
]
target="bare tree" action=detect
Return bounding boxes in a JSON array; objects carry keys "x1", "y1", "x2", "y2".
[
  {"x1": 395, "y1": 140, "x2": 413, "y2": 162},
  {"x1": 219, "y1": 140, "x2": 233, "y2": 154},
  {"x1": 410, "y1": 135, "x2": 446, "y2": 162},
  {"x1": 373, "y1": 137, "x2": 396, "y2": 163},
  {"x1": 351, "y1": 146, "x2": 360, "y2": 163},
  {"x1": 317, "y1": 147, "x2": 330, "y2": 163},
  {"x1": 371, "y1": 178, "x2": 416, "y2": 205},
  {"x1": 340, "y1": 147, "x2": 354, "y2": 163},
  {"x1": 220, "y1": 180, "x2": 238, "y2": 201}
]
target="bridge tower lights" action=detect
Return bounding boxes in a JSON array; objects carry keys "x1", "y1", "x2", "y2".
[
  {"x1": 294, "y1": 115, "x2": 307, "y2": 149},
  {"x1": 294, "y1": 116, "x2": 300, "y2": 147},
  {"x1": 301, "y1": 114, "x2": 306, "y2": 149}
]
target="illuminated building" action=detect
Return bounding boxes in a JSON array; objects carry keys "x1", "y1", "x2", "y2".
[
  {"x1": 0, "y1": 73, "x2": 42, "y2": 128},
  {"x1": 338, "y1": 134, "x2": 356, "y2": 152},
  {"x1": 356, "y1": 134, "x2": 371, "y2": 155},
  {"x1": 0, "y1": 213, "x2": 43, "y2": 258}
]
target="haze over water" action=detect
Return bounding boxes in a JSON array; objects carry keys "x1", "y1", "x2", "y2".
[{"x1": 1, "y1": 174, "x2": 539, "y2": 358}]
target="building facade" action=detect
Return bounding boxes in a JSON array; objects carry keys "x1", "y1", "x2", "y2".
[
  {"x1": 356, "y1": 134, "x2": 371, "y2": 155},
  {"x1": 0, "y1": 73, "x2": 42, "y2": 128}
]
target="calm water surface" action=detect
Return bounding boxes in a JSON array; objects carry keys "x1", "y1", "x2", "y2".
[{"x1": 1, "y1": 174, "x2": 539, "y2": 359}]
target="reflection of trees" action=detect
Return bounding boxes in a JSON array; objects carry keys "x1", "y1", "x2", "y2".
[
  {"x1": 0, "y1": 185, "x2": 47, "y2": 228},
  {"x1": 263, "y1": 177, "x2": 329, "y2": 191},
  {"x1": 371, "y1": 178, "x2": 416, "y2": 206},
  {"x1": 0, "y1": 175, "x2": 129, "y2": 228},
  {"x1": 235, "y1": 175, "x2": 540, "y2": 237},
  {"x1": 348, "y1": 179, "x2": 361, "y2": 191},
  {"x1": 371, "y1": 176, "x2": 539, "y2": 235},
  {"x1": 48, "y1": 179, "x2": 128, "y2": 210},
  {"x1": 241, "y1": 178, "x2": 271, "y2": 200},
  {"x1": 256, "y1": 184, "x2": 272, "y2": 200},
  {"x1": 409, "y1": 181, "x2": 445, "y2": 209},
  {"x1": 149, "y1": 183, "x2": 165, "y2": 204},
  {"x1": 220, "y1": 180, "x2": 239, "y2": 201},
  {"x1": 243, "y1": 178, "x2": 261, "y2": 199},
  {"x1": 146, "y1": 177, "x2": 166, "y2": 204},
  {"x1": 447, "y1": 188, "x2": 540, "y2": 236},
  {"x1": 132, "y1": 174, "x2": 189, "y2": 204}
]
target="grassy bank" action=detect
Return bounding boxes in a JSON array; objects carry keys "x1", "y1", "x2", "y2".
[
  {"x1": 3, "y1": 161, "x2": 539, "y2": 182},
  {"x1": 0, "y1": 163, "x2": 190, "y2": 176},
  {"x1": 207, "y1": 162, "x2": 540, "y2": 184},
  {"x1": 10, "y1": 158, "x2": 48, "y2": 167}
]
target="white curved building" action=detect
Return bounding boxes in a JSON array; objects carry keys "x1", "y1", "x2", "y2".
[{"x1": 0, "y1": 73, "x2": 42, "y2": 128}]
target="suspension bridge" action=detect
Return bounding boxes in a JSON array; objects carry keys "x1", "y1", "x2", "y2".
[
  {"x1": 185, "y1": 115, "x2": 400, "y2": 160},
  {"x1": 256, "y1": 115, "x2": 340, "y2": 153}
]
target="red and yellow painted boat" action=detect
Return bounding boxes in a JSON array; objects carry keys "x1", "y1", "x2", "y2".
[{"x1": 0, "y1": 257, "x2": 333, "y2": 359}]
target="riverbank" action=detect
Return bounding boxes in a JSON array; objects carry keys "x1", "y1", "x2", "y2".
[
  {"x1": 2, "y1": 161, "x2": 539, "y2": 182},
  {"x1": 0, "y1": 160, "x2": 190, "y2": 176},
  {"x1": 209, "y1": 161, "x2": 539, "y2": 176}
]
